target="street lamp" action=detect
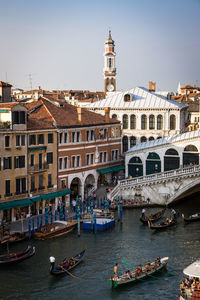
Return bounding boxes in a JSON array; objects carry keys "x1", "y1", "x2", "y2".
[
  {"x1": 136, "y1": 167, "x2": 139, "y2": 177},
  {"x1": 155, "y1": 163, "x2": 158, "y2": 172}
]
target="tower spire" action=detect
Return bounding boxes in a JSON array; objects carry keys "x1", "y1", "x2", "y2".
[{"x1": 103, "y1": 31, "x2": 116, "y2": 94}]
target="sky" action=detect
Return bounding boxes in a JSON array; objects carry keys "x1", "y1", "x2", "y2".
[{"x1": 0, "y1": 0, "x2": 200, "y2": 92}]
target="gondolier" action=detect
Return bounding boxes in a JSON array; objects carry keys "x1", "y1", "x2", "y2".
[
  {"x1": 141, "y1": 209, "x2": 146, "y2": 219},
  {"x1": 171, "y1": 208, "x2": 177, "y2": 219},
  {"x1": 49, "y1": 256, "x2": 55, "y2": 270}
]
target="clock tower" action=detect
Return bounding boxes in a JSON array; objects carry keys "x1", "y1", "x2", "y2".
[{"x1": 104, "y1": 30, "x2": 116, "y2": 94}]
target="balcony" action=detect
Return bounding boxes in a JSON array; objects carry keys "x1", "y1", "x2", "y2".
[
  {"x1": 28, "y1": 163, "x2": 49, "y2": 173},
  {"x1": 0, "y1": 121, "x2": 11, "y2": 130}
]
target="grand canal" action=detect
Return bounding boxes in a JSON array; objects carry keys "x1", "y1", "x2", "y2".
[{"x1": 0, "y1": 196, "x2": 200, "y2": 300}]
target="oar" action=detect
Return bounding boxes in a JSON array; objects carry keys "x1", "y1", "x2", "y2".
[{"x1": 59, "y1": 265, "x2": 79, "y2": 278}]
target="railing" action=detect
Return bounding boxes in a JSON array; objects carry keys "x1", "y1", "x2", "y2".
[
  {"x1": 119, "y1": 165, "x2": 200, "y2": 188},
  {"x1": 110, "y1": 183, "x2": 120, "y2": 199},
  {"x1": 28, "y1": 163, "x2": 49, "y2": 173}
]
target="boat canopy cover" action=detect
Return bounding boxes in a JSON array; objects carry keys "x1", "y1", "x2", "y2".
[{"x1": 183, "y1": 259, "x2": 200, "y2": 278}]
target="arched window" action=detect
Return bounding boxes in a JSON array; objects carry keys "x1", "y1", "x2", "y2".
[
  {"x1": 170, "y1": 115, "x2": 176, "y2": 130},
  {"x1": 130, "y1": 115, "x2": 136, "y2": 129},
  {"x1": 130, "y1": 136, "x2": 136, "y2": 148},
  {"x1": 141, "y1": 136, "x2": 147, "y2": 143},
  {"x1": 123, "y1": 114, "x2": 128, "y2": 129},
  {"x1": 112, "y1": 114, "x2": 117, "y2": 120},
  {"x1": 149, "y1": 115, "x2": 155, "y2": 130},
  {"x1": 141, "y1": 115, "x2": 147, "y2": 130},
  {"x1": 157, "y1": 115, "x2": 163, "y2": 130},
  {"x1": 124, "y1": 94, "x2": 131, "y2": 102},
  {"x1": 122, "y1": 136, "x2": 128, "y2": 152},
  {"x1": 157, "y1": 136, "x2": 162, "y2": 139},
  {"x1": 184, "y1": 145, "x2": 198, "y2": 152},
  {"x1": 149, "y1": 136, "x2": 154, "y2": 141},
  {"x1": 165, "y1": 148, "x2": 179, "y2": 156}
]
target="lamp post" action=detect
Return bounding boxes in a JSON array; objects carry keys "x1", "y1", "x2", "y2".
[
  {"x1": 155, "y1": 163, "x2": 158, "y2": 173},
  {"x1": 136, "y1": 167, "x2": 139, "y2": 177}
]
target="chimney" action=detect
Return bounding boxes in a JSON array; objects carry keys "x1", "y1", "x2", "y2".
[
  {"x1": 77, "y1": 106, "x2": 82, "y2": 122},
  {"x1": 149, "y1": 81, "x2": 156, "y2": 92},
  {"x1": 104, "y1": 107, "x2": 110, "y2": 123}
]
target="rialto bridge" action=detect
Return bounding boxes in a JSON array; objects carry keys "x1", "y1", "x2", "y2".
[{"x1": 111, "y1": 130, "x2": 200, "y2": 205}]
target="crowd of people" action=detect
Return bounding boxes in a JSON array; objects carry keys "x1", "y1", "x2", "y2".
[{"x1": 180, "y1": 277, "x2": 200, "y2": 296}]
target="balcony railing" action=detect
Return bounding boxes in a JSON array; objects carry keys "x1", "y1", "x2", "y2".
[{"x1": 28, "y1": 163, "x2": 49, "y2": 173}]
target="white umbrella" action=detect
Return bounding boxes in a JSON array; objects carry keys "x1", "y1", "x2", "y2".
[{"x1": 183, "y1": 259, "x2": 200, "y2": 278}]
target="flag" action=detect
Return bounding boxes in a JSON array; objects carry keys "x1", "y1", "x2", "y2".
[{"x1": 185, "y1": 120, "x2": 191, "y2": 127}]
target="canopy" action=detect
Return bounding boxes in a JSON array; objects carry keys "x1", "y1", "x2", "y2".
[
  {"x1": 0, "y1": 199, "x2": 33, "y2": 210},
  {"x1": 97, "y1": 165, "x2": 124, "y2": 175},
  {"x1": 183, "y1": 259, "x2": 200, "y2": 278}
]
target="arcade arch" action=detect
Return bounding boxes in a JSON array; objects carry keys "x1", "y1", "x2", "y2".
[
  {"x1": 146, "y1": 152, "x2": 161, "y2": 175},
  {"x1": 128, "y1": 156, "x2": 143, "y2": 177},
  {"x1": 183, "y1": 144, "x2": 199, "y2": 166},
  {"x1": 164, "y1": 148, "x2": 180, "y2": 171}
]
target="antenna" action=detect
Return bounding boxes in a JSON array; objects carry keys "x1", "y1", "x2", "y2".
[{"x1": 28, "y1": 74, "x2": 33, "y2": 90}]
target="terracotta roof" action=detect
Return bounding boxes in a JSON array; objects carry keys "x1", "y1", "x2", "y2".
[
  {"x1": 26, "y1": 96, "x2": 119, "y2": 130},
  {"x1": 0, "y1": 81, "x2": 12, "y2": 87},
  {"x1": 0, "y1": 102, "x2": 19, "y2": 109}
]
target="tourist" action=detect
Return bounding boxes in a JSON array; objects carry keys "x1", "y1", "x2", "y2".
[
  {"x1": 135, "y1": 265, "x2": 142, "y2": 277},
  {"x1": 145, "y1": 261, "x2": 152, "y2": 272}
]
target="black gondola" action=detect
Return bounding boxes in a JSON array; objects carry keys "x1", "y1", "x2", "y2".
[
  {"x1": 148, "y1": 217, "x2": 177, "y2": 230},
  {"x1": 0, "y1": 245, "x2": 35, "y2": 265},
  {"x1": 50, "y1": 250, "x2": 85, "y2": 275},
  {"x1": 140, "y1": 208, "x2": 166, "y2": 224},
  {"x1": 182, "y1": 213, "x2": 200, "y2": 223}
]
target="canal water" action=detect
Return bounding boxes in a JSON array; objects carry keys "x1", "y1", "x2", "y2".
[{"x1": 0, "y1": 196, "x2": 200, "y2": 300}]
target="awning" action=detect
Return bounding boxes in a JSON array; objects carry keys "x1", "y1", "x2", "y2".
[
  {"x1": 40, "y1": 189, "x2": 71, "y2": 200},
  {"x1": 29, "y1": 147, "x2": 46, "y2": 152},
  {"x1": 0, "y1": 199, "x2": 33, "y2": 210},
  {"x1": 97, "y1": 165, "x2": 125, "y2": 175},
  {"x1": 30, "y1": 195, "x2": 42, "y2": 203}
]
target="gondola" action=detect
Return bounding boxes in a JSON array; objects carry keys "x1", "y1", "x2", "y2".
[
  {"x1": 109, "y1": 256, "x2": 169, "y2": 288},
  {"x1": 1, "y1": 232, "x2": 28, "y2": 244},
  {"x1": 148, "y1": 217, "x2": 177, "y2": 230},
  {"x1": 0, "y1": 245, "x2": 35, "y2": 265},
  {"x1": 140, "y1": 208, "x2": 166, "y2": 224},
  {"x1": 182, "y1": 213, "x2": 200, "y2": 223},
  {"x1": 50, "y1": 250, "x2": 85, "y2": 275}
]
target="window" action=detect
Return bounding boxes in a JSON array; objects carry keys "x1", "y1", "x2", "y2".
[
  {"x1": 16, "y1": 178, "x2": 26, "y2": 194},
  {"x1": 77, "y1": 156, "x2": 80, "y2": 167},
  {"x1": 112, "y1": 114, "x2": 117, "y2": 120},
  {"x1": 100, "y1": 152, "x2": 103, "y2": 163},
  {"x1": 72, "y1": 132, "x2": 75, "y2": 143},
  {"x1": 108, "y1": 57, "x2": 112, "y2": 68},
  {"x1": 59, "y1": 133, "x2": 63, "y2": 144},
  {"x1": 48, "y1": 174, "x2": 52, "y2": 188},
  {"x1": 16, "y1": 135, "x2": 25, "y2": 146},
  {"x1": 130, "y1": 136, "x2": 136, "y2": 148},
  {"x1": 61, "y1": 179, "x2": 66, "y2": 188},
  {"x1": 77, "y1": 132, "x2": 80, "y2": 142},
  {"x1": 170, "y1": 115, "x2": 176, "y2": 130},
  {"x1": 141, "y1": 115, "x2": 147, "y2": 130},
  {"x1": 59, "y1": 158, "x2": 63, "y2": 170},
  {"x1": 3, "y1": 157, "x2": 12, "y2": 169},
  {"x1": 48, "y1": 133, "x2": 53, "y2": 144},
  {"x1": 38, "y1": 134, "x2": 44, "y2": 144},
  {"x1": 124, "y1": 94, "x2": 131, "y2": 102},
  {"x1": 91, "y1": 130, "x2": 94, "y2": 141},
  {"x1": 149, "y1": 115, "x2": 155, "y2": 130},
  {"x1": 47, "y1": 152, "x2": 53, "y2": 164},
  {"x1": 112, "y1": 149, "x2": 119, "y2": 161},
  {"x1": 91, "y1": 154, "x2": 94, "y2": 164},
  {"x1": 5, "y1": 180, "x2": 11, "y2": 196},
  {"x1": 141, "y1": 136, "x2": 147, "y2": 143},
  {"x1": 157, "y1": 115, "x2": 163, "y2": 130},
  {"x1": 64, "y1": 132, "x2": 68, "y2": 143},
  {"x1": 0, "y1": 158, "x2": 1, "y2": 171},
  {"x1": 64, "y1": 157, "x2": 68, "y2": 169},
  {"x1": 30, "y1": 176, "x2": 35, "y2": 192},
  {"x1": 72, "y1": 156, "x2": 76, "y2": 168},
  {"x1": 111, "y1": 128, "x2": 115, "y2": 138},
  {"x1": 12, "y1": 111, "x2": 25, "y2": 124},
  {"x1": 86, "y1": 130, "x2": 90, "y2": 141},
  {"x1": 86, "y1": 154, "x2": 90, "y2": 165},
  {"x1": 122, "y1": 136, "x2": 128, "y2": 153},
  {"x1": 130, "y1": 115, "x2": 136, "y2": 129},
  {"x1": 29, "y1": 135, "x2": 36, "y2": 145},
  {"x1": 14, "y1": 156, "x2": 25, "y2": 168},
  {"x1": 104, "y1": 129, "x2": 107, "y2": 139},
  {"x1": 5, "y1": 136, "x2": 10, "y2": 148},
  {"x1": 39, "y1": 175, "x2": 44, "y2": 189},
  {"x1": 103, "y1": 152, "x2": 107, "y2": 162},
  {"x1": 111, "y1": 150, "x2": 115, "y2": 161},
  {"x1": 30, "y1": 154, "x2": 34, "y2": 167},
  {"x1": 123, "y1": 115, "x2": 128, "y2": 129}
]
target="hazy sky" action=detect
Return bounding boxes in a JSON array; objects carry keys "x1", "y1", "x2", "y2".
[{"x1": 1, "y1": 0, "x2": 200, "y2": 92}]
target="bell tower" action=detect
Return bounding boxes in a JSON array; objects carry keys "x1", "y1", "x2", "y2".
[{"x1": 104, "y1": 30, "x2": 116, "y2": 94}]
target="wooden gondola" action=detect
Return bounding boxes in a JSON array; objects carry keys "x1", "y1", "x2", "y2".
[
  {"x1": 182, "y1": 213, "x2": 200, "y2": 223},
  {"x1": 50, "y1": 250, "x2": 85, "y2": 275},
  {"x1": 34, "y1": 220, "x2": 77, "y2": 240},
  {"x1": 1, "y1": 232, "x2": 28, "y2": 244},
  {"x1": 148, "y1": 217, "x2": 177, "y2": 230},
  {"x1": 109, "y1": 256, "x2": 169, "y2": 288},
  {"x1": 140, "y1": 208, "x2": 166, "y2": 224},
  {"x1": 0, "y1": 245, "x2": 35, "y2": 265}
]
